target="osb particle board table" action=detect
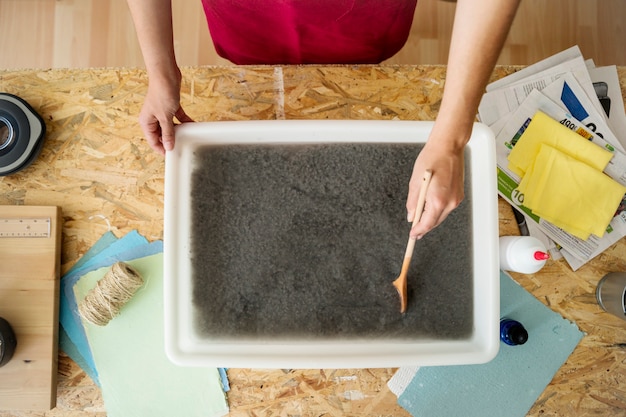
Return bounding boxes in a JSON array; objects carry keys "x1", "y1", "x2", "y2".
[{"x1": 0, "y1": 65, "x2": 625, "y2": 416}]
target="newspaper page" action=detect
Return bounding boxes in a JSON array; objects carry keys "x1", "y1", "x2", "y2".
[
  {"x1": 494, "y1": 89, "x2": 626, "y2": 270},
  {"x1": 486, "y1": 45, "x2": 583, "y2": 92},
  {"x1": 541, "y1": 72, "x2": 625, "y2": 152},
  {"x1": 588, "y1": 65, "x2": 626, "y2": 150},
  {"x1": 478, "y1": 56, "x2": 602, "y2": 126}
]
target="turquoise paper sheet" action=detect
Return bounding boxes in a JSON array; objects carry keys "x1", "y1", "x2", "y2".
[{"x1": 397, "y1": 271, "x2": 583, "y2": 417}]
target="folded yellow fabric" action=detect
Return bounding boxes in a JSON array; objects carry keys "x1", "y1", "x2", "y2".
[
  {"x1": 518, "y1": 143, "x2": 626, "y2": 240},
  {"x1": 507, "y1": 111, "x2": 613, "y2": 178}
]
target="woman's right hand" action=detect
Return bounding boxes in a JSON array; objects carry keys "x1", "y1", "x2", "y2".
[{"x1": 139, "y1": 68, "x2": 194, "y2": 155}]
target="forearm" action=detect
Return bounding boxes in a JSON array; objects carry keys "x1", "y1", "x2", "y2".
[
  {"x1": 432, "y1": 0, "x2": 520, "y2": 148},
  {"x1": 407, "y1": 0, "x2": 519, "y2": 237},
  {"x1": 126, "y1": 0, "x2": 179, "y2": 83},
  {"x1": 126, "y1": 0, "x2": 192, "y2": 154}
]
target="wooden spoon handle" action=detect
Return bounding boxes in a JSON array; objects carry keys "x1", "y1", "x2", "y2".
[
  {"x1": 410, "y1": 169, "x2": 433, "y2": 229},
  {"x1": 403, "y1": 169, "x2": 432, "y2": 260},
  {"x1": 394, "y1": 169, "x2": 433, "y2": 313}
]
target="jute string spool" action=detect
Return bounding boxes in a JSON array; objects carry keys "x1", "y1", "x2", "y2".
[{"x1": 78, "y1": 262, "x2": 144, "y2": 326}]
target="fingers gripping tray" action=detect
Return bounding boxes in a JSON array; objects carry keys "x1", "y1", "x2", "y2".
[{"x1": 164, "y1": 120, "x2": 499, "y2": 368}]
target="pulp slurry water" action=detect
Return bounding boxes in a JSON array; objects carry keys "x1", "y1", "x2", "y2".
[{"x1": 189, "y1": 143, "x2": 474, "y2": 341}]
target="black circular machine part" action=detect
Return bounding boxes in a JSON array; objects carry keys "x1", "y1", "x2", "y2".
[
  {"x1": 0, "y1": 317, "x2": 17, "y2": 367},
  {"x1": 0, "y1": 92, "x2": 46, "y2": 176}
]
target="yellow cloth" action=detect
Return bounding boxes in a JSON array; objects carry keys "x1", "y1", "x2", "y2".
[
  {"x1": 518, "y1": 144, "x2": 626, "y2": 240},
  {"x1": 507, "y1": 111, "x2": 613, "y2": 178},
  {"x1": 508, "y1": 111, "x2": 625, "y2": 240}
]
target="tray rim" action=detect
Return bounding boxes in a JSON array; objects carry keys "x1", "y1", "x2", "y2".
[{"x1": 164, "y1": 120, "x2": 500, "y2": 368}]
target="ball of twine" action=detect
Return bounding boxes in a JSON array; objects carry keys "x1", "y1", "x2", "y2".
[{"x1": 78, "y1": 262, "x2": 144, "y2": 326}]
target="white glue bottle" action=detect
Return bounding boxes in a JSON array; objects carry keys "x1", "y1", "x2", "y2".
[{"x1": 499, "y1": 236, "x2": 549, "y2": 274}]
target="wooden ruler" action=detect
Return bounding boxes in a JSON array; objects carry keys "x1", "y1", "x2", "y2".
[
  {"x1": 0, "y1": 217, "x2": 51, "y2": 238},
  {"x1": 0, "y1": 206, "x2": 62, "y2": 411}
]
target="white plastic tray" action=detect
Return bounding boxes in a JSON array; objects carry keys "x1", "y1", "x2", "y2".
[{"x1": 164, "y1": 120, "x2": 499, "y2": 368}]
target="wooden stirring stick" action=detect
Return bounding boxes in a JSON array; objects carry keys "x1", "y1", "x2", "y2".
[{"x1": 392, "y1": 169, "x2": 433, "y2": 313}]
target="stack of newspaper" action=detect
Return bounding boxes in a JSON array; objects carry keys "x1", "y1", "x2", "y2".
[{"x1": 478, "y1": 46, "x2": 626, "y2": 270}]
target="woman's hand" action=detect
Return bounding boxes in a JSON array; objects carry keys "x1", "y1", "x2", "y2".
[
  {"x1": 139, "y1": 69, "x2": 194, "y2": 155},
  {"x1": 405, "y1": 0, "x2": 520, "y2": 238},
  {"x1": 126, "y1": 0, "x2": 194, "y2": 154},
  {"x1": 406, "y1": 134, "x2": 465, "y2": 239}
]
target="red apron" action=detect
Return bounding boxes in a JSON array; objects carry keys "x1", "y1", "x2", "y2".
[{"x1": 201, "y1": 0, "x2": 418, "y2": 64}]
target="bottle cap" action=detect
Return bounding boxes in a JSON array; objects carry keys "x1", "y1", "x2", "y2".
[
  {"x1": 509, "y1": 323, "x2": 528, "y2": 345},
  {"x1": 534, "y1": 251, "x2": 550, "y2": 261}
]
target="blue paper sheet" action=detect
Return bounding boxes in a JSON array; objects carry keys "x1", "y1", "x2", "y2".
[
  {"x1": 397, "y1": 271, "x2": 583, "y2": 417},
  {"x1": 58, "y1": 231, "x2": 119, "y2": 383},
  {"x1": 59, "y1": 230, "x2": 162, "y2": 384},
  {"x1": 74, "y1": 254, "x2": 229, "y2": 417},
  {"x1": 59, "y1": 230, "x2": 231, "y2": 394}
]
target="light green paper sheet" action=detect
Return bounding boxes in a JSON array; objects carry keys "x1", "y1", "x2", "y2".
[{"x1": 74, "y1": 253, "x2": 229, "y2": 417}]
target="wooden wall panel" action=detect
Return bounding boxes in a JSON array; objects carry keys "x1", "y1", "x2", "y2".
[{"x1": 0, "y1": 0, "x2": 624, "y2": 70}]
